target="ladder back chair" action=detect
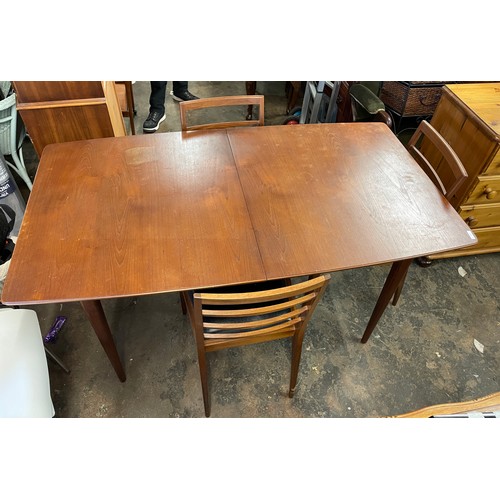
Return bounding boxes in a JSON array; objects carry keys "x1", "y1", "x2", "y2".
[
  {"x1": 406, "y1": 120, "x2": 468, "y2": 202},
  {"x1": 391, "y1": 120, "x2": 468, "y2": 306},
  {"x1": 180, "y1": 274, "x2": 330, "y2": 417},
  {"x1": 179, "y1": 95, "x2": 264, "y2": 131}
]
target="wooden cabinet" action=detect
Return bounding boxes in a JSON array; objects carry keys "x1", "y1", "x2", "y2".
[
  {"x1": 429, "y1": 82, "x2": 500, "y2": 259},
  {"x1": 12, "y1": 81, "x2": 126, "y2": 157}
]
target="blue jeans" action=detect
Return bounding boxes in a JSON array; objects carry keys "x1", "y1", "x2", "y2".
[{"x1": 149, "y1": 81, "x2": 188, "y2": 114}]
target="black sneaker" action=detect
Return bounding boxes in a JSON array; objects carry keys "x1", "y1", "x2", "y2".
[
  {"x1": 170, "y1": 90, "x2": 199, "y2": 102},
  {"x1": 143, "y1": 110, "x2": 166, "y2": 133}
]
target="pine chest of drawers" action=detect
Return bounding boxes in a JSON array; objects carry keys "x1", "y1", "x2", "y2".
[{"x1": 429, "y1": 82, "x2": 500, "y2": 259}]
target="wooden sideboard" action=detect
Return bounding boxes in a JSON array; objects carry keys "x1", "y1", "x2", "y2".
[
  {"x1": 13, "y1": 81, "x2": 126, "y2": 157},
  {"x1": 428, "y1": 82, "x2": 500, "y2": 259}
]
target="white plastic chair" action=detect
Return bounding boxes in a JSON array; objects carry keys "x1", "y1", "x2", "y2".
[
  {"x1": 0, "y1": 308, "x2": 54, "y2": 417},
  {"x1": 0, "y1": 90, "x2": 33, "y2": 191}
]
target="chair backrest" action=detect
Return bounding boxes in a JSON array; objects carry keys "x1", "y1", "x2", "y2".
[
  {"x1": 179, "y1": 95, "x2": 265, "y2": 131},
  {"x1": 192, "y1": 274, "x2": 330, "y2": 349},
  {"x1": 407, "y1": 120, "x2": 468, "y2": 201}
]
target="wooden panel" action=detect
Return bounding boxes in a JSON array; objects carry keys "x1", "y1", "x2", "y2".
[
  {"x1": 13, "y1": 81, "x2": 105, "y2": 102},
  {"x1": 18, "y1": 105, "x2": 117, "y2": 157},
  {"x1": 2, "y1": 131, "x2": 266, "y2": 304},
  {"x1": 459, "y1": 203, "x2": 500, "y2": 228},
  {"x1": 446, "y1": 82, "x2": 500, "y2": 138},
  {"x1": 102, "y1": 81, "x2": 126, "y2": 137},
  {"x1": 13, "y1": 81, "x2": 126, "y2": 157}
]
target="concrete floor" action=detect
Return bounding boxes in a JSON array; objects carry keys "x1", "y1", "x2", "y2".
[{"x1": 8, "y1": 81, "x2": 500, "y2": 418}]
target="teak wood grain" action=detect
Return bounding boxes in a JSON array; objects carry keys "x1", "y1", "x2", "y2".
[
  {"x1": 1, "y1": 123, "x2": 478, "y2": 380},
  {"x1": 2, "y1": 131, "x2": 265, "y2": 304},
  {"x1": 228, "y1": 123, "x2": 477, "y2": 280}
]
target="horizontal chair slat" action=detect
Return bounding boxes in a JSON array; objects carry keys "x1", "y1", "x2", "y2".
[
  {"x1": 203, "y1": 306, "x2": 308, "y2": 332},
  {"x1": 185, "y1": 120, "x2": 259, "y2": 131},
  {"x1": 201, "y1": 292, "x2": 317, "y2": 317},
  {"x1": 204, "y1": 317, "x2": 302, "y2": 339},
  {"x1": 196, "y1": 276, "x2": 327, "y2": 304}
]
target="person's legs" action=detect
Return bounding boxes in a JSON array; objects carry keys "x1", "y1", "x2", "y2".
[
  {"x1": 172, "y1": 81, "x2": 188, "y2": 95},
  {"x1": 171, "y1": 82, "x2": 199, "y2": 102},
  {"x1": 143, "y1": 81, "x2": 167, "y2": 133},
  {"x1": 149, "y1": 81, "x2": 168, "y2": 114}
]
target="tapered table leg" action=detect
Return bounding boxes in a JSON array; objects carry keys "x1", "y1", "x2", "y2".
[
  {"x1": 361, "y1": 259, "x2": 413, "y2": 344},
  {"x1": 81, "y1": 300, "x2": 126, "y2": 382}
]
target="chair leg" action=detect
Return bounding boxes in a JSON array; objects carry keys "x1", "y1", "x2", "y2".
[
  {"x1": 125, "y1": 82, "x2": 136, "y2": 135},
  {"x1": 289, "y1": 331, "x2": 305, "y2": 398}
]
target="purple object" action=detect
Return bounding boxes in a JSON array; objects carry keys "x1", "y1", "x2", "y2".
[{"x1": 43, "y1": 316, "x2": 67, "y2": 344}]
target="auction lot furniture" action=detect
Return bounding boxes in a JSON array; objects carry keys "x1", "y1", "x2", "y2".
[
  {"x1": 1, "y1": 124, "x2": 476, "y2": 380},
  {"x1": 12, "y1": 81, "x2": 126, "y2": 158},
  {"x1": 180, "y1": 95, "x2": 264, "y2": 131},
  {"x1": 426, "y1": 82, "x2": 500, "y2": 259},
  {"x1": 181, "y1": 274, "x2": 330, "y2": 416}
]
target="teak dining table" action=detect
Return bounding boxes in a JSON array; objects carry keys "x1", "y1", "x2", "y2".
[{"x1": 1, "y1": 123, "x2": 477, "y2": 381}]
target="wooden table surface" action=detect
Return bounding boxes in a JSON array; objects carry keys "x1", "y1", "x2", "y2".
[
  {"x1": 2, "y1": 130, "x2": 266, "y2": 304},
  {"x1": 1, "y1": 123, "x2": 478, "y2": 380},
  {"x1": 228, "y1": 123, "x2": 477, "y2": 279}
]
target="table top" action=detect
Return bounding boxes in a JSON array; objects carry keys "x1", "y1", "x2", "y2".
[
  {"x1": 228, "y1": 123, "x2": 477, "y2": 279},
  {"x1": 2, "y1": 123, "x2": 477, "y2": 305},
  {"x1": 2, "y1": 130, "x2": 266, "y2": 303}
]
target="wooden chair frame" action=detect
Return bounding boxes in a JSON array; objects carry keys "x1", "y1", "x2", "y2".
[
  {"x1": 407, "y1": 120, "x2": 468, "y2": 201},
  {"x1": 115, "y1": 81, "x2": 136, "y2": 135},
  {"x1": 179, "y1": 95, "x2": 264, "y2": 131},
  {"x1": 180, "y1": 274, "x2": 330, "y2": 417},
  {"x1": 392, "y1": 120, "x2": 468, "y2": 306}
]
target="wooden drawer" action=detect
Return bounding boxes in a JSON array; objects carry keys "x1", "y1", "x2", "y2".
[
  {"x1": 470, "y1": 226, "x2": 500, "y2": 251},
  {"x1": 484, "y1": 150, "x2": 500, "y2": 175},
  {"x1": 460, "y1": 203, "x2": 500, "y2": 228},
  {"x1": 464, "y1": 175, "x2": 500, "y2": 204}
]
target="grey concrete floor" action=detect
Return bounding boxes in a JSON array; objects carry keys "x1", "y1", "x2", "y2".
[{"x1": 9, "y1": 81, "x2": 500, "y2": 418}]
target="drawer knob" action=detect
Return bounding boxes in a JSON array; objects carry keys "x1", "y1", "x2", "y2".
[
  {"x1": 484, "y1": 187, "x2": 497, "y2": 199},
  {"x1": 465, "y1": 216, "x2": 478, "y2": 227}
]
